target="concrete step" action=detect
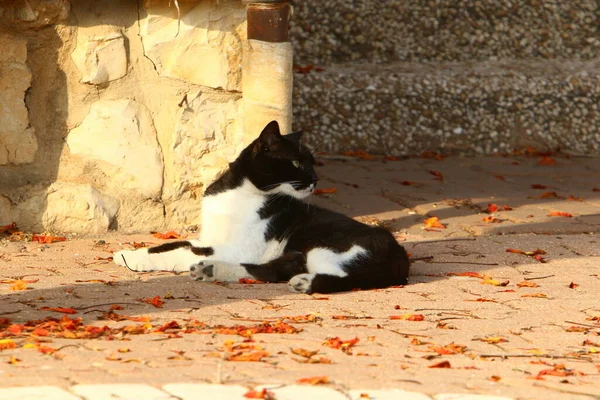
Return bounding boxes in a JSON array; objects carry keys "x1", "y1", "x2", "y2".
[
  {"x1": 292, "y1": 58, "x2": 600, "y2": 155},
  {"x1": 290, "y1": 0, "x2": 600, "y2": 65}
]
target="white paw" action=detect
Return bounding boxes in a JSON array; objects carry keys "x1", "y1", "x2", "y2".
[
  {"x1": 288, "y1": 273, "x2": 315, "y2": 294},
  {"x1": 113, "y1": 249, "x2": 156, "y2": 272},
  {"x1": 189, "y1": 262, "x2": 216, "y2": 281}
]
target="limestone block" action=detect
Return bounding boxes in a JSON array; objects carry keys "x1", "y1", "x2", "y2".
[
  {"x1": 43, "y1": 183, "x2": 119, "y2": 233},
  {"x1": 66, "y1": 99, "x2": 164, "y2": 199},
  {"x1": 0, "y1": 34, "x2": 38, "y2": 165},
  {"x1": 140, "y1": 1, "x2": 245, "y2": 90},
  {"x1": 71, "y1": 32, "x2": 128, "y2": 85},
  {"x1": 170, "y1": 90, "x2": 242, "y2": 194},
  {"x1": 13, "y1": 183, "x2": 119, "y2": 233},
  {"x1": 0, "y1": 0, "x2": 70, "y2": 29},
  {"x1": 0, "y1": 196, "x2": 12, "y2": 226}
]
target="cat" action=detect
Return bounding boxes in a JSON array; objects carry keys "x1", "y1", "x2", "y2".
[{"x1": 113, "y1": 121, "x2": 410, "y2": 294}]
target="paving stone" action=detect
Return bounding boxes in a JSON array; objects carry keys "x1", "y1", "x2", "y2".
[
  {"x1": 162, "y1": 383, "x2": 248, "y2": 399},
  {"x1": 349, "y1": 389, "x2": 433, "y2": 399},
  {"x1": 70, "y1": 384, "x2": 174, "y2": 400},
  {"x1": 260, "y1": 384, "x2": 348, "y2": 400},
  {"x1": 0, "y1": 386, "x2": 82, "y2": 400},
  {"x1": 434, "y1": 395, "x2": 514, "y2": 400}
]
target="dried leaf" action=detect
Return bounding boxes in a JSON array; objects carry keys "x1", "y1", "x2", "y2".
[
  {"x1": 313, "y1": 188, "x2": 337, "y2": 195},
  {"x1": 40, "y1": 307, "x2": 78, "y2": 314},
  {"x1": 566, "y1": 195, "x2": 583, "y2": 202},
  {"x1": 521, "y1": 293, "x2": 547, "y2": 298},
  {"x1": 429, "y1": 170, "x2": 443, "y2": 181},
  {"x1": 389, "y1": 314, "x2": 425, "y2": 321},
  {"x1": 238, "y1": 278, "x2": 265, "y2": 284},
  {"x1": 0, "y1": 222, "x2": 18, "y2": 234},
  {"x1": 7, "y1": 356, "x2": 21, "y2": 364},
  {"x1": 447, "y1": 271, "x2": 485, "y2": 279},
  {"x1": 531, "y1": 184, "x2": 548, "y2": 189},
  {"x1": 244, "y1": 389, "x2": 274, "y2": 399},
  {"x1": 291, "y1": 348, "x2": 319, "y2": 358},
  {"x1": 482, "y1": 216, "x2": 502, "y2": 223},
  {"x1": 481, "y1": 276, "x2": 509, "y2": 287},
  {"x1": 428, "y1": 360, "x2": 451, "y2": 368},
  {"x1": 226, "y1": 350, "x2": 269, "y2": 362},
  {"x1": 322, "y1": 337, "x2": 359, "y2": 354},
  {"x1": 9, "y1": 280, "x2": 28, "y2": 291},
  {"x1": 501, "y1": 205, "x2": 513, "y2": 211},
  {"x1": 474, "y1": 337, "x2": 508, "y2": 344},
  {"x1": 487, "y1": 203, "x2": 498, "y2": 213},
  {"x1": 494, "y1": 175, "x2": 506, "y2": 181},
  {"x1": 429, "y1": 343, "x2": 467, "y2": 355},
  {"x1": 31, "y1": 234, "x2": 67, "y2": 244},
  {"x1": 517, "y1": 281, "x2": 539, "y2": 288},
  {"x1": 423, "y1": 217, "x2": 446, "y2": 229},
  {"x1": 151, "y1": 231, "x2": 182, "y2": 239},
  {"x1": 548, "y1": 211, "x2": 573, "y2": 218},
  {"x1": 343, "y1": 150, "x2": 374, "y2": 160},
  {"x1": 296, "y1": 376, "x2": 329, "y2": 385},
  {"x1": 142, "y1": 295, "x2": 164, "y2": 308},
  {"x1": 538, "y1": 157, "x2": 556, "y2": 165},
  {"x1": 467, "y1": 298, "x2": 497, "y2": 303},
  {"x1": 398, "y1": 180, "x2": 419, "y2": 186},
  {"x1": 569, "y1": 282, "x2": 579, "y2": 289},
  {"x1": 0, "y1": 339, "x2": 17, "y2": 351}
]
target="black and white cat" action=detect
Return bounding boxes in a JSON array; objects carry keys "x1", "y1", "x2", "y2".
[{"x1": 114, "y1": 121, "x2": 410, "y2": 294}]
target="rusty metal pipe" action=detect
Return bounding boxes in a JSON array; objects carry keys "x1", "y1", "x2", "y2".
[{"x1": 246, "y1": 2, "x2": 290, "y2": 43}]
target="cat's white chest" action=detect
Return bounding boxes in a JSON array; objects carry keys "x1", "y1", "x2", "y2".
[{"x1": 199, "y1": 179, "x2": 271, "y2": 263}]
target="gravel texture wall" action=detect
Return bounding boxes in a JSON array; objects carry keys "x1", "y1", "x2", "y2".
[{"x1": 290, "y1": 0, "x2": 600, "y2": 156}]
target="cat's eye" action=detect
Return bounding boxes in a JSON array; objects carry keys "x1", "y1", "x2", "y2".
[{"x1": 292, "y1": 160, "x2": 301, "y2": 168}]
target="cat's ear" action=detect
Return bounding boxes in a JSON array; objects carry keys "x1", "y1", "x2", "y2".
[
  {"x1": 256, "y1": 120, "x2": 282, "y2": 152},
  {"x1": 285, "y1": 129, "x2": 303, "y2": 142}
]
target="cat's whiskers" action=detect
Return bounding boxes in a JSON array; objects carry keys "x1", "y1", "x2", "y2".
[{"x1": 309, "y1": 139, "x2": 325, "y2": 155}]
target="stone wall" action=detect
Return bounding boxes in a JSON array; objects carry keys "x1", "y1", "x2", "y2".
[{"x1": 0, "y1": 0, "x2": 257, "y2": 233}]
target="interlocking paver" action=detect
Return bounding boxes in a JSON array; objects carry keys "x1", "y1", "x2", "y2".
[
  {"x1": 70, "y1": 384, "x2": 174, "y2": 400},
  {"x1": 349, "y1": 389, "x2": 433, "y2": 399},
  {"x1": 162, "y1": 383, "x2": 248, "y2": 400},
  {"x1": 0, "y1": 386, "x2": 81, "y2": 400}
]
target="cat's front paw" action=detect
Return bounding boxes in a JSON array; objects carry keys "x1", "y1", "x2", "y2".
[
  {"x1": 288, "y1": 273, "x2": 315, "y2": 294},
  {"x1": 189, "y1": 262, "x2": 216, "y2": 281}
]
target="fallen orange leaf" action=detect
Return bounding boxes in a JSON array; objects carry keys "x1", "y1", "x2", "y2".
[
  {"x1": 482, "y1": 216, "x2": 502, "y2": 223},
  {"x1": 521, "y1": 293, "x2": 547, "y2": 298},
  {"x1": 9, "y1": 280, "x2": 28, "y2": 291},
  {"x1": 501, "y1": 205, "x2": 513, "y2": 211},
  {"x1": 322, "y1": 337, "x2": 359, "y2": 353},
  {"x1": 0, "y1": 339, "x2": 17, "y2": 351},
  {"x1": 567, "y1": 195, "x2": 583, "y2": 202},
  {"x1": 447, "y1": 271, "x2": 485, "y2": 279},
  {"x1": 243, "y1": 389, "x2": 274, "y2": 399},
  {"x1": 151, "y1": 231, "x2": 181, "y2": 239},
  {"x1": 548, "y1": 211, "x2": 573, "y2": 218},
  {"x1": 296, "y1": 376, "x2": 329, "y2": 385},
  {"x1": 226, "y1": 350, "x2": 269, "y2": 362},
  {"x1": 429, "y1": 170, "x2": 444, "y2": 181},
  {"x1": 424, "y1": 216, "x2": 446, "y2": 229},
  {"x1": 239, "y1": 278, "x2": 265, "y2": 284},
  {"x1": 429, "y1": 343, "x2": 467, "y2": 355},
  {"x1": 31, "y1": 234, "x2": 67, "y2": 244},
  {"x1": 39, "y1": 307, "x2": 78, "y2": 314},
  {"x1": 389, "y1": 314, "x2": 425, "y2": 321},
  {"x1": 569, "y1": 282, "x2": 579, "y2": 289},
  {"x1": 314, "y1": 187, "x2": 338, "y2": 196},
  {"x1": 487, "y1": 203, "x2": 498, "y2": 213},
  {"x1": 531, "y1": 184, "x2": 548, "y2": 189},
  {"x1": 7, "y1": 356, "x2": 20, "y2": 364},
  {"x1": 481, "y1": 276, "x2": 509, "y2": 287},
  {"x1": 428, "y1": 360, "x2": 451, "y2": 368},
  {"x1": 538, "y1": 156, "x2": 556, "y2": 165},
  {"x1": 0, "y1": 222, "x2": 18, "y2": 234},
  {"x1": 517, "y1": 281, "x2": 539, "y2": 288},
  {"x1": 142, "y1": 295, "x2": 164, "y2": 308},
  {"x1": 475, "y1": 337, "x2": 508, "y2": 344}
]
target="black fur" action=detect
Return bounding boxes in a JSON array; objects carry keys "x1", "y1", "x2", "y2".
[
  {"x1": 204, "y1": 121, "x2": 410, "y2": 293},
  {"x1": 148, "y1": 241, "x2": 193, "y2": 254}
]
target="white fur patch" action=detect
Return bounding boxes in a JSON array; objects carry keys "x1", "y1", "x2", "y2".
[
  {"x1": 199, "y1": 179, "x2": 272, "y2": 264},
  {"x1": 268, "y1": 183, "x2": 312, "y2": 200},
  {"x1": 305, "y1": 245, "x2": 368, "y2": 277}
]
